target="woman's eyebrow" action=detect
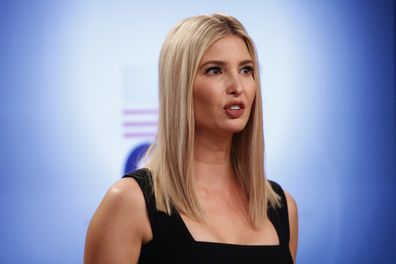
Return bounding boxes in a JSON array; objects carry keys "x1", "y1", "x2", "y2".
[
  {"x1": 199, "y1": 60, "x2": 227, "y2": 69},
  {"x1": 239, "y1": 59, "x2": 254, "y2": 66},
  {"x1": 199, "y1": 59, "x2": 254, "y2": 69}
]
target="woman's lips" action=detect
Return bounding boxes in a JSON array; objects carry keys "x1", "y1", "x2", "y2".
[{"x1": 224, "y1": 105, "x2": 245, "y2": 119}]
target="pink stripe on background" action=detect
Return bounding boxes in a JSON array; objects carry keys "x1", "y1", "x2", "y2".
[
  {"x1": 123, "y1": 132, "x2": 157, "y2": 138},
  {"x1": 123, "y1": 121, "x2": 158, "y2": 127}
]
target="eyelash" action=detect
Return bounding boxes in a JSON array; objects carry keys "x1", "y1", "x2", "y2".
[
  {"x1": 241, "y1": 66, "x2": 254, "y2": 74},
  {"x1": 204, "y1": 66, "x2": 254, "y2": 75},
  {"x1": 205, "y1": 66, "x2": 222, "y2": 74}
]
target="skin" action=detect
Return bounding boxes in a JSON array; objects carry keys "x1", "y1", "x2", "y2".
[
  {"x1": 84, "y1": 35, "x2": 298, "y2": 264},
  {"x1": 193, "y1": 36, "x2": 256, "y2": 137}
]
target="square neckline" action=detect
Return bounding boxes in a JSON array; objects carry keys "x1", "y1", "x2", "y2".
[{"x1": 174, "y1": 209, "x2": 282, "y2": 248}]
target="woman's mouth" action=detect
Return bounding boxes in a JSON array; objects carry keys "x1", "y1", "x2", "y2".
[{"x1": 224, "y1": 104, "x2": 245, "y2": 119}]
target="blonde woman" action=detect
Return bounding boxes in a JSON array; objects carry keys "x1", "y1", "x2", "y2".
[{"x1": 84, "y1": 14, "x2": 298, "y2": 264}]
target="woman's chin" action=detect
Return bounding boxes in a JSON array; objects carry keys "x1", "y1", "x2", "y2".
[
  {"x1": 222, "y1": 122, "x2": 249, "y2": 134},
  {"x1": 230, "y1": 118, "x2": 250, "y2": 129},
  {"x1": 196, "y1": 120, "x2": 249, "y2": 136}
]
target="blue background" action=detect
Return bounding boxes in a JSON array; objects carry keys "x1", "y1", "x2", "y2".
[{"x1": 0, "y1": 1, "x2": 394, "y2": 263}]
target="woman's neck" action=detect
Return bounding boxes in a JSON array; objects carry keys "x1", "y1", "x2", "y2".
[{"x1": 193, "y1": 131, "x2": 235, "y2": 189}]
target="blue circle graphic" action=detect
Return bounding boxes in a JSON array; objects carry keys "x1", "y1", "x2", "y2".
[{"x1": 124, "y1": 142, "x2": 151, "y2": 174}]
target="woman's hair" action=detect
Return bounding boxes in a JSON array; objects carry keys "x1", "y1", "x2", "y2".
[{"x1": 144, "y1": 13, "x2": 280, "y2": 228}]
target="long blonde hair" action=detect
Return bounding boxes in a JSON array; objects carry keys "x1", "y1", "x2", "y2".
[{"x1": 144, "y1": 13, "x2": 280, "y2": 228}]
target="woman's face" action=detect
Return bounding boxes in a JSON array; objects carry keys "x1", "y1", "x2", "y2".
[{"x1": 193, "y1": 35, "x2": 256, "y2": 136}]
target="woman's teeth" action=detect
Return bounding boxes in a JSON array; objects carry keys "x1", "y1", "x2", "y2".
[{"x1": 229, "y1": 105, "x2": 241, "y2": 110}]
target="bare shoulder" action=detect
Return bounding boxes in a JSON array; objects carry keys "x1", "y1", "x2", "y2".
[
  {"x1": 284, "y1": 190, "x2": 298, "y2": 263},
  {"x1": 84, "y1": 177, "x2": 151, "y2": 264},
  {"x1": 284, "y1": 190, "x2": 298, "y2": 219}
]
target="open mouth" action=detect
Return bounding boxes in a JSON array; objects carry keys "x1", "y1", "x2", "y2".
[{"x1": 224, "y1": 103, "x2": 245, "y2": 118}]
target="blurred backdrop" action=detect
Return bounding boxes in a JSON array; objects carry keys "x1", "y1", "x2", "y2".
[{"x1": 0, "y1": 1, "x2": 394, "y2": 263}]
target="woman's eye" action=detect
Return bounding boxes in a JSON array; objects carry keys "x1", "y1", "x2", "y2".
[
  {"x1": 205, "y1": 66, "x2": 222, "y2": 75},
  {"x1": 240, "y1": 66, "x2": 254, "y2": 74}
]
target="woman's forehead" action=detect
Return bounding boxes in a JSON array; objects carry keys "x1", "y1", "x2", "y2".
[{"x1": 199, "y1": 36, "x2": 252, "y2": 65}]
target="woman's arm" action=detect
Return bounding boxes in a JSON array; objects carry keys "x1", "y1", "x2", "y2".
[
  {"x1": 84, "y1": 178, "x2": 151, "y2": 264},
  {"x1": 285, "y1": 191, "x2": 299, "y2": 263}
]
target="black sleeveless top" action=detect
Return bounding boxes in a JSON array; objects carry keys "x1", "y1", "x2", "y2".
[{"x1": 123, "y1": 168, "x2": 294, "y2": 264}]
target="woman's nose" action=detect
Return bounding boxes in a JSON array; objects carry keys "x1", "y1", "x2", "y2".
[{"x1": 226, "y1": 73, "x2": 243, "y2": 96}]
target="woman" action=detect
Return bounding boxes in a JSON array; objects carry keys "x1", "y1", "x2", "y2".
[{"x1": 84, "y1": 13, "x2": 298, "y2": 264}]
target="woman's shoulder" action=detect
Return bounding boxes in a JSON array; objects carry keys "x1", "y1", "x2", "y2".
[
  {"x1": 106, "y1": 175, "x2": 148, "y2": 212},
  {"x1": 267, "y1": 180, "x2": 297, "y2": 210},
  {"x1": 267, "y1": 179, "x2": 298, "y2": 262},
  {"x1": 101, "y1": 169, "x2": 153, "y2": 234},
  {"x1": 99, "y1": 168, "x2": 151, "y2": 218},
  {"x1": 84, "y1": 172, "x2": 152, "y2": 263},
  {"x1": 266, "y1": 179, "x2": 298, "y2": 236},
  {"x1": 123, "y1": 168, "x2": 153, "y2": 189},
  {"x1": 267, "y1": 180, "x2": 285, "y2": 197}
]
